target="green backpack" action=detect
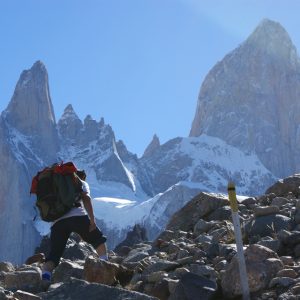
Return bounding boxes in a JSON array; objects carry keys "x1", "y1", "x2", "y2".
[{"x1": 30, "y1": 162, "x2": 83, "y2": 222}]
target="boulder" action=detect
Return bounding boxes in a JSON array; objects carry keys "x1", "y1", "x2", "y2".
[
  {"x1": 149, "y1": 278, "x2": 170, "y2": 300},
  {"x1": 166, "y1": 193, "x2": 229, "y2": 232},
  {"x1": 14, "y1": 290, "x2": 42, "y2": 300},
  {"x1": 245, "y1": 214, "x2": 292, "y2": 241},
  {"x1": 169, "y1": 273, "x2": 218, "y2": 300},
  {"x1": 39, "y1": 278, "x2": 158, "y2": 300},
  {"x1": 193, "y1": 220, "x2": 216, "y2": 236},
  {"x1": 83, "y1": 257, "x2": 119, "y2": 285},
  {"x1": 3, "y1": 269, "x2": 42, "y2": 293},
  {"x1": 52, "y1": 260, "x2": 84, "y2": 283},
  {"x1": 271, "y1": 197, "x2": 289, "y2": 207},
  {"x1": 221, "y1": 244, "x2": 284, "y2": 298},
  {"x1": 0, "y1": 262, "x2": 14, "y2": 273},
  {"x1": 265, "y1": 175, "x2": 300, "y2": 197},
  {"x1": 206, "y1": 206, "x2": 232, "y2": 222},
  {"x1": 25, "y1": 253, "x2": 45, "y2": 265},
  {"x1": 253, "y1": 206, "x2": 280, "y2": 217},
  {"x1": 142, "y1": 260, "x2": 180, "y2": 276}
]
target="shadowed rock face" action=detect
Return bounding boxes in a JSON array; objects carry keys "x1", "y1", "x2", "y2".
[
  {"x1": 190, "y1": 19, "x2": 300, "y2": 178},
  {"x1": 0, "y1": 61, "x2": 59, "y2": 264},
  {"x1": 0, "y1": 120, "x2": 41, "y2": 263}
]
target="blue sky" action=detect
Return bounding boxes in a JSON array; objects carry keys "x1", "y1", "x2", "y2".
[{"x1": 1, "y1": 1, "x2": 300, "y2": 156}]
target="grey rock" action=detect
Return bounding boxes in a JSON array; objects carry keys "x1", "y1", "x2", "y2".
[
  {"x1": 269, "y1": 276, "x2": 296, "y2": 288},
  {"x1": 124, "y1": 251, "x2": 149, "y2": 263},
  {"x1": 221, "y1": 244, "x2": 283, "y2": 298},
  {"x1": 254, "y1": 205, "x2": 280, "y2": 217},
  {"x1": 142, "y1": 260, "x2": 180, "y2": 276},
  {"x1": 266, "y1": 175, "x2": 300, "y2": 197},
  {"x1": 272, "y1": 197, "x2": 289, "y2": 207},
  {"x1": 245, "y1": 214, "x2": 292, "y2": 240},
  {"x1": 0, "y1": 287, "x2": 14, "y2": 300},
  {"x1": 168, "y1": 273, "x2": 218, "y2": 300},
  {"x1": 52, "y1": 260, "x2": 84, "y2": 283},
  {"x1": 167, "y1": 192, "x2": 229, "y2": 232},
  {"x1": 188, "y1": 265, "x2": 218, "y2": 282},
  {"x1": 258, "y1": 238, "x2": 281, "y2": 253},
  {"x1": 13, "y1": 290, "x2": 41, "y2": 300},
  {"x1": 0, "y1": 263, "x2": 14, "y2": 273},
  {"x1": 4, "y1": 269, "x2": 42, "y2": 293},
  {"x1": 39, "y1": 278, "x2": 158, "y2": 300},
  {"x1": 206, "y1": 206, "x2": 232, "y2": 222},
  {"x1": 193, "y1": 220, "x2": 215, "y2": 236}
]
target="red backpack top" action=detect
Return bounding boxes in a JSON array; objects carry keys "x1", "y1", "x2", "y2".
[{"x1": 30, "y1": 162, "x2": 78, "y2": 194}]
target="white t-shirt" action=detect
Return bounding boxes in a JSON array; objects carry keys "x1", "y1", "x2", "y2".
[{"x1": 52, "y1": 180, "x2": 90, "y2": 226}]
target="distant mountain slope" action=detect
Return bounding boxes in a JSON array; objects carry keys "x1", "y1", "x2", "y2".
[{"x1": 139, "y1": 135, "x2": 276, "y2": 196}]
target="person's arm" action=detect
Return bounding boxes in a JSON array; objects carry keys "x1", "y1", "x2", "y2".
[{"x1": 82, "y1": 193, "x2": 97, "y2": 232}]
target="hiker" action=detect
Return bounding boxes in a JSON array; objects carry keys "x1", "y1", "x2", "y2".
[{"x1": 41, "y1": 169, "x2": 107, "y2": 281}]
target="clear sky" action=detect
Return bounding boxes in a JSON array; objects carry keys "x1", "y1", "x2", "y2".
[{"x1": 0, "y1": 0, "x2": 300, "y2": 156}]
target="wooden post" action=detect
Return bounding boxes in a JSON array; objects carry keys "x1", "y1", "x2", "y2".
[{"x1": 228, "y1": 182, "x2": 250, "y2": 300}]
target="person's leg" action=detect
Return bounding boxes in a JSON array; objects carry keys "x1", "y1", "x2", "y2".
[
  {"x1": 42, "y1": 219, "x2": 71, "y2": 280},
  {"x1": 72, "y1": 216, "x2": 108, "y2": 260}
]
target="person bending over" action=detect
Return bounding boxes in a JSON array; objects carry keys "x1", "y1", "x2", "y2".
[{"x1": 42, "y1": 170, "x2": 107, "y2": 281}]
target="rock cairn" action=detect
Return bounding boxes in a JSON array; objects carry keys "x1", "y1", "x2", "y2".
[{"x1": 3, "y1": 175, "x2": 300, "y2": 299}]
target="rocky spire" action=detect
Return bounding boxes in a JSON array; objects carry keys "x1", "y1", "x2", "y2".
[
  {"x1": 5, "y1": 61, "x2": 56, "y2": 130},
  {"x1": 58, "y1": 104, "x2": 83, "y2": 140},
  {"x1": 3, "y1": 61, "x2": 59, "y2": 159},
  {"x1": 143, "y1": 134, "x2": 160, "y2": 158},
  {"x1": 189, "y1": 19, "x2": 300, "y2": 177}
]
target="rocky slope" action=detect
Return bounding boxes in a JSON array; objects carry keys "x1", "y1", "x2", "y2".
[
  {"x1": 190, "y1": 19, "x2": 300, "y2": 178},
  {"x1": 2, "y1": 175, "x2": 300, "y2": 299}
]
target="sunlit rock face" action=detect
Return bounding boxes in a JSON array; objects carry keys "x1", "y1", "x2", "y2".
[
  {"x1": 190, "y1": 19, "x2": 300, "y2": 177},
  {"x1": 4, "y1": 60, "x2": 59, "y2": 161}
]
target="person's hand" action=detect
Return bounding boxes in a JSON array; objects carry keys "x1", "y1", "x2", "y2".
[{"x1": 89, "y1": 219, "x2": 97, "y2": 232}]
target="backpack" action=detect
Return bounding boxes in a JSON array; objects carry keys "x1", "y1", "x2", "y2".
[{"x1": 30, "y1": 162, "x2": 83, "y2": 222}]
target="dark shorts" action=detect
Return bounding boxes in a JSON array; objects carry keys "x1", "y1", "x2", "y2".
[{"x1": 46, "y1": 215, "x2": 107, "y2": 267}]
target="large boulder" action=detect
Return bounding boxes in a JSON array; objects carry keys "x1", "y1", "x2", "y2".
[
  {"x1": 166, "y1": 193, "x2": 229, "y2": 232},
  {"x1": 3, "y1": 267, "x2": 42, "y2": 293},
  {"x1": 221, "y1": 244, "x2": 283, "y2": 298},
  {"x1": 245, "y1": 214, "x2": 292, "y2": 241},
  {"x1": 265, "y1": 175, "x2": 300, "y2": 197},
  {"x1": 169, "y1": 273, "x2": 218, "y2": 300},
  {"x1": 39, "y1": 278, "x2": 158, "y2": 300},
  {"x1": 83, "y1": 257, "x2": 119, "y2": 285},
  {"x1": 52, "y1": 259, "x2": 84, "y2": 283}
]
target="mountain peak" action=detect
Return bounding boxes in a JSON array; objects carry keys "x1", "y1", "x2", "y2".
[
  {"x1": 4, "y1": 61, "x2": 56, "y2": 132},
  {"x1": 3, "y1": 61, "x2": 59, "y2": 158},
  {"x1": 143, "y1": 134, "x2": 160, "y2": 158},
  {"x1": 58, "y1": 104, "x2": 82, "y2": 141},
  {"x1": 245, "y1": 19, "x2": 297, "y2": 63},
  {"x1": 60, "y1": 104, "x2": 80, "y2": 120},
  {"x1": 189, "y1": 19, "x2": 300, "y2": 178}
]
